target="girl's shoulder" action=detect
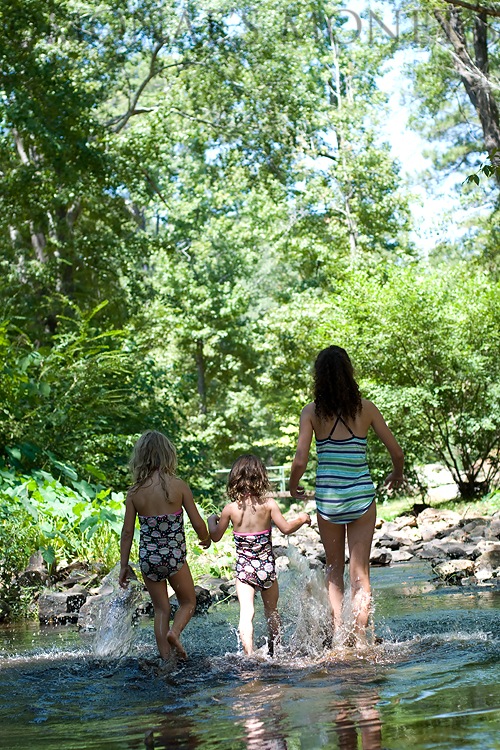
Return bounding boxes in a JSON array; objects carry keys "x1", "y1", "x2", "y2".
[
  {"x1": 361, "y1": 397, "x2": 374, "y2": 411},
  {"x1": 360, "y1": 398, "x2": 379, "y2": 418},
  {"x1": 302, "y1": 402, "x2": 315, "y2": 417},
  {"x1": 359, "y1": 399, "x2": 381, "y2": 430}
]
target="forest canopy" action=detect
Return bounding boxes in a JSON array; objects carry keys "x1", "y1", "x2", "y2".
[{"x1": 1, "y1": 0, "x2": 499, "y2": 504}]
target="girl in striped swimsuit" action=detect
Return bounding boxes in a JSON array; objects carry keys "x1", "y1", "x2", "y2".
[{"x1": 289, "y1": 346, "x2": 404, "y2": 645}]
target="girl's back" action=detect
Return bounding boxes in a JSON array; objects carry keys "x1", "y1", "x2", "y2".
[
  {"x1": 310, "y1": 399, "x2": 374, "y2": 441},
  {"x1": 229, "y1": 496, "x2": 272, "y2": 534},
  {"x1": 129, "y1": 470, "x2": 184, "y2": 516}
]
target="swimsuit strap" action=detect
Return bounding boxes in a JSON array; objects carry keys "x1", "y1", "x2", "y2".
[
  {"x1": 328, "y1": 414, "x2": 355, "y2": 439},
  {"x1": 327, "y1": 416, "x2": 341, "y2": 439}
]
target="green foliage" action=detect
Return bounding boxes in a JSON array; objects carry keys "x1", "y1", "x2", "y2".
[
  {"x1": 0, "y1": 464, "x2": 126, "y2": 567},
  {"x1": 0, "y1": 462, "x2": 127, "y2": 618},
  {"x1": 317, "y1": 264, "x2": 500, "y2": 497},
  {"x1": 465, "y1": 150, "x2": 500, "y2": 185},
  {"x1": 2, "y1": 1, "x2": 498, "y2": 610}
]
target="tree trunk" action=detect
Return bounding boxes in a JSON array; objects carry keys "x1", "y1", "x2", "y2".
[
  {"x1": 195, "y1": 339, "x2": 207, "y2": 414},
  {"x1": 435, "y1": 7, "x2": 500, "y2": 178}
]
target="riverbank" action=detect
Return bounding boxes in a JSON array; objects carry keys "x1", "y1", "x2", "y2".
[{"x1": 24, "y1": 498, "x2": 499, "y2": 629}]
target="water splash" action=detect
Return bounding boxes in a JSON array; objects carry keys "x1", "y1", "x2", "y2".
[{"x1": 92, "y1": 580, "x2": 143, "y2": 659}]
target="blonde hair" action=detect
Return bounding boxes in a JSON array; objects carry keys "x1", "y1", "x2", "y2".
[
  {"x1": 227, "y1": 454, "x2": 269, "y2": 503},
  {"x1": 129, "y1": 430, "x2": 177, "y2": 494}
]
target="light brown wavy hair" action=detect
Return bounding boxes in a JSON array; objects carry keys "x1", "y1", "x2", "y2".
[
  {"x1": 314, "y1": 345, "x2": 362, "y2": 421},
  {"x1": 227, "y1": 454, "x2": 269, "y2": 504},
  {"x1": 129, "y1": 430, "x2": 177, "y2": 496}
]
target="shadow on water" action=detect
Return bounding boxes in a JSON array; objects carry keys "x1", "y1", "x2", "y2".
[{"x1": 1, "y1": 557, "x2": 499, "y2": 750}]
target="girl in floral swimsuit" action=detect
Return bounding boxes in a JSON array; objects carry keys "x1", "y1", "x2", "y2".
[
  {"x1": 119, "y1": 430, "x2": 211, "y2": 661},
  {"x1": 208, "y1": 455, "x2": 311, "y2": 656}
]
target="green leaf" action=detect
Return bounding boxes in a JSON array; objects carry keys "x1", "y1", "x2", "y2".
[{"x1": 41, "y1": 546, "x2": 56, "y2": 566}]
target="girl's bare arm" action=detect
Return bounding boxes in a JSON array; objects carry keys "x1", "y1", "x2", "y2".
[
  {"x1": 182, "y1": 483, "x2": 211, "y2": 548},
  {"x1": 368, "y1": 401, "x2": 405, "y2": 487},
  {"x1": 289, "y1": 404, "x2": 314, "y2": 497},
  {"x1": 119, "y1": 494, "x2": 137, "y2": 588},
  {"x1": 208, "y1": 505, "x2": 232, "y2": 542},
  {"x1": 270, "y1": 500, "x2": 311, "y2": 535}
]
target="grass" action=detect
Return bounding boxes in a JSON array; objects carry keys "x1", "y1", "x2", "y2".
[{"x1": 377, "y1": 488, "x2": 500, "y2": 522}]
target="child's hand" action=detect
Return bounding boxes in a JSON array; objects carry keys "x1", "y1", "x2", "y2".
[
  {"x1": 199, "y1": 536, "x2": 212, "y2": 549},
  {"x1": 119, "y1": 564, "x2": 132, "y2": 589},
  {"x1": 384, "y1": 472, "x2": 405, "y2": 490},
  {"x1": 208, "y1": 513, "x2": 220, "y2": 523},
  {"x1": 301, "y1": 512, "x2": 311, "y2": 526}
]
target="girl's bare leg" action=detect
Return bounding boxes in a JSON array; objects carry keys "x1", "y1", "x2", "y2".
[
  {"x1": 261, "y1": 579, "x2": 281, "y2": 656},
  {"x1": 142, "y1": 576, "x2": 172, "y2": 660},
  {"x1": 317, "y1": 514, "x2": 346, "y2": 633},
  {"x1": 347, "y1": 501, "x2": 376, "y2": 641},
  {"x1": 235, "y1": 579, "x2": 256, "y2": 655},
  {"x1": 167, "y1": 563, "x2": 196, "y2": 659}
]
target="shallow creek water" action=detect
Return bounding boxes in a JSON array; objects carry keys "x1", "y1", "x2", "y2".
[{"x1": 0, "y1": 559, "x2": 499, "y2": 750}]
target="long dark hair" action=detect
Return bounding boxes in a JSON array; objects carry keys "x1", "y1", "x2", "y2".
[
  {"x1": 227, "y1": 454, "x2": 269, "y2": 503},
  {"x1": 314, "y1": 346, "x2": 362, "y2": 421}
]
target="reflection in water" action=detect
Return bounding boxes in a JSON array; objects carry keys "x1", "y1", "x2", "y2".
[
  {"x1": 332, "y1": 692, "x2": 382, "y2": 750},
  {"x1": 0, "y1": 562, "x2": 499, "y2": 750},
  {"x1": 233, "y1": 682, "x2": 288, "y2": 750},
  {"x1": 243, "y1": 718, "x2": 287, "y2": 750},
  {"x1": 141, "y1": 712, "x2": 204, "y2": 749}
]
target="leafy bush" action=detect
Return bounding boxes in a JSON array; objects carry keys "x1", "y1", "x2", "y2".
[
  {"x1": 319, "y1": 265, "x2": 500, "y2": 498},
  {"x1": 0, "y1": 462, "x2": 128, "y2": 618}
]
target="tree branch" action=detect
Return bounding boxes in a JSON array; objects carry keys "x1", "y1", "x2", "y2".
[
  {"x1": 110, "y1": 41, "x2": 169, "y2": 134},
  {"x1": 441, "y1": 0, "x2": 500, "y2": 18}
]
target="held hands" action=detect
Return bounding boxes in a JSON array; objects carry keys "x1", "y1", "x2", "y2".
[
  {"x1": 199, "y1": 534, "x2": 212, "y2": 549},
  {"x1": 290, "y1": 485, "x2": 306, "y2": 499},
  {"x1": 301, "y1": 512, "x2": 312, "y2": 527}
]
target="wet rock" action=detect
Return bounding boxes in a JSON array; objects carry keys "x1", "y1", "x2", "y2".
[
  {"x1": 193, "y1": 586, "x2": 212, "y2": 614},
  {"x1": 474, "y1": 539, "x2": 500, "y2": 556},
  {"x1": 370, "y1": 548, "x2": 392, "y2": 566},
  {"x1": 474, "y1": 547, "x2": 500, "y2": 579},
  {"x1": 78, "y1": 563, "x2": 133, "y2": 630},
  {"x1": 433, "y1": 541, "x2": 479, "y2": 560},
  {"x1": 218, "y1": 579, "x2": 237, "y2": 600},
  {"x1": 375, "y1": 535, "x2": 401, "y2": 551},
  {"x1": 461, "y1": 518, "x2": 489, "y2": 536},
  {"x1": 390, "y1": 548, "x2": 414, "y2": 563},
  {"x1": 417, "y1": 542, "x2": 449, "y2": 560},
  {"x1": 39, "y1": 587, "x2": 87, "y2": 625},
  {"x1": 275, "y1": 556, "x2": 290, "y2": 572},
  {"x1": 0, "y1": 599, "x2": 11, "y2": 622},
  {"x1": 432, "y1": 559, "x2": 475, "y2": 584},
  {"x1": 485, "y1": 519, "x2": 500, "y2": 540},
  {"x1": 18, "y1": 551, "x2": 49, "y2": 587},
  {"x1": 273, "y1": 545, "x2": 289, "y2": 558}
]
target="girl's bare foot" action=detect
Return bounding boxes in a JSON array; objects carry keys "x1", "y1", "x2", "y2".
[{"x1": 167, "y1": 630, "x2": 187, "y2": 659}]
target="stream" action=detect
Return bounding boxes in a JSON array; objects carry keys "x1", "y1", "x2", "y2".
[{"x1": 0, "y1": 559, "x2": 499, "y2": 749}]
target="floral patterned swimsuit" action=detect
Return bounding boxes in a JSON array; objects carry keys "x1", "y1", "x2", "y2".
[
  {"x1": 138, "y1": 509, "x2": 186, "y2": 582},
  {"x1": 234, "y1": 529, "x2": 276, "y2": 590}
]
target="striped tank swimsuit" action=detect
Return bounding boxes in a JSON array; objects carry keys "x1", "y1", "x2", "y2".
[{"x1": 315, "y1": 415, "x2": 375, "y2": 524}]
